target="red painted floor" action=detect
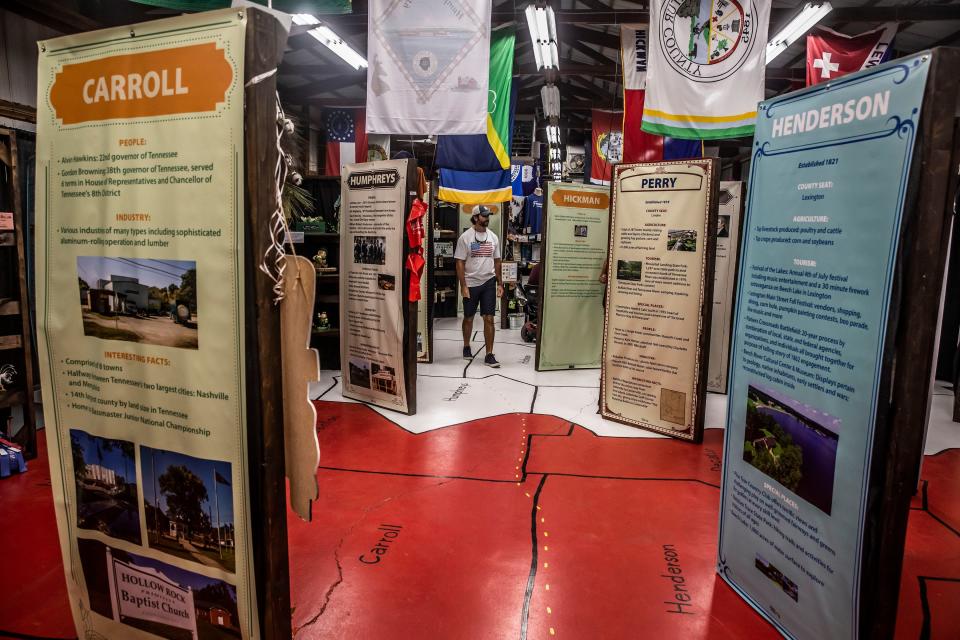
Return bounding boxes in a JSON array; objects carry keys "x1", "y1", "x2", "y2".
[{"x1": 2, "y1": 403, "x2": 959, "y2": 639}]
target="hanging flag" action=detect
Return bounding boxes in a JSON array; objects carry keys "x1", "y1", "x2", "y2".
[
  {"x1": 437, "y1": 168, "x2": 511, "y2": 204},
  {"x1": 621, "y1": 24, "x2": 703, "y2": 163},
  {"x1": 324, "y1": 108, "x2": 368, "y2": 176},
  {"x1": 367, "y1": 134, "x2": 391, "y2": 162},
  {"x1": 215, "y1": 471, "x2": 231, "y2": 486},
  {"x1": 437, "y1": 26, "x2": 515, "y2": 203},
  {"x1": 806, "y1": 23, "x2": 897, "y2": 86},
  {"x1": 590, "y1": 109, "x2": 623, "y2": 185},
  {"x1": 511, "y1": 163, "x2": 539, "y2": 196},
  {"x1": 641, "y1": 0, "x2": 772, "y2": 140},
  {"x1": 367, "y1": 0, "x2": 492, "y2": 134}
]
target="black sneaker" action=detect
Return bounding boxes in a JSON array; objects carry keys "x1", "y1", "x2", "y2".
[
  {"x1": 484, "y1": 353, "x2": 501, "y2": 368},
  {"x1": 463, "y1": 346, "x2": 473, "y2": 359}
]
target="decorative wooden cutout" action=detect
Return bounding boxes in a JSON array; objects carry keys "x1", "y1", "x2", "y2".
[{"x1": 280, "y1": 255, "x2": 321, "y2": 520}]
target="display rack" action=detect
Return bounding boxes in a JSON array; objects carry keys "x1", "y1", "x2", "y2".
[
  {"x1": 432, "y1": 197, "x2": 460, "y2": 318},
  {"x1": 0, "y1": 128, "x2": 37, "y2": 460}
]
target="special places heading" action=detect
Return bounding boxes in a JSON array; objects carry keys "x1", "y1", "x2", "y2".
[{"x1": 770, "y1": 90, "x2": 890, "y2": 138}]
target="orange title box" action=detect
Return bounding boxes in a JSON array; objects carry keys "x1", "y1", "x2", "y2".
[
  {"x1": 50, "y1": 42, "x2": 233, "y2": 125},
  {"x1": 551, "y1": 188, "x2": 610, "y2": 210}
]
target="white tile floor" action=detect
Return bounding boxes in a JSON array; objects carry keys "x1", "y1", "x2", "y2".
[{"x1": 311, "y1": 322, "x2": 960, "y2": 454}]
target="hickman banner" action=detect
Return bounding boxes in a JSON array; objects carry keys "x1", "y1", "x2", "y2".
[
  {"x1": 601, "y1": 159, "x2": 718, "y2": 441},
  {"x1": 536, "y1": 183, "x2": 610, "y2": 370},
  {"x1": 718, "y1": 54, "x2": 932, "y2": 639},
  {"x1": 366, "y1": 0, "x2": 492, "y2": 134},
  {"x1": 641, "y1": 0, "x2": 772, "y2": 139},
  {"x1": 35, "y1": 10, "x2": 257, "y2": 639},
  {"x1": 340, "y1": 159, "x2": 418, "y2": 414},
  {"x1": 707, "y1": 181, "x2": 744, "y2": 393}
]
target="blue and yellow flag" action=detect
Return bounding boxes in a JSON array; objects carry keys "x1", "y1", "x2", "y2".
[{"x1": 437, "y1": 26, "x2": 514, "y2": 203}]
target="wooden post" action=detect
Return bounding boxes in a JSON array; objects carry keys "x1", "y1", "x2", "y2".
[
  {"x1": 861, "y1": 47, "x2": 960, "y2": 639},
  {"x1": 242, "y1": 9, "x2": 292, "y2": 639}
]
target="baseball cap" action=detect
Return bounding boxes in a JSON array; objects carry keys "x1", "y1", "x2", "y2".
[{"x1": 472, "y1": 205, "x2": 492, "y2": 217}]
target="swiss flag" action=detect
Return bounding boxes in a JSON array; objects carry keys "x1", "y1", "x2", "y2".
[{"x1": 806, "y1": 24, "x2": 897, "y2": 86}]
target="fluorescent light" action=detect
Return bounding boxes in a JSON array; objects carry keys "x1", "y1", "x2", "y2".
[
  {"x1": 541, "y1": 84, "x2": 560, "y2": 118},
  {"x1": 766, "y1": 2, "x2": 833, "y2": 64},
  {"x1": 292, "y1": 13, "x2": 367, "y2": 69},
  {"x1": 546, "y1": 125, "x2": 560, "y2": 145},
  {"x1": 525, "y1": 4, "x2": 560, "y2": 70}
]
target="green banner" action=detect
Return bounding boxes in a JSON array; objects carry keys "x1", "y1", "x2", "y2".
[
  {"x1": 537, "y1": 183, "x2": 610, "y2": 370},
  {"x1": 487, "y1": 26, "x2": 515, "y2": 170}
]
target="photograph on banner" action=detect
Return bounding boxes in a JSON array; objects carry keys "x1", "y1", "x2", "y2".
[
  {"x1": 33, "y1": 10, "x2": 258, "y2": 638},
  {"x1": 707, "y1": 181, "x2": 744, "y2": 393},
  {"x1": 77, "y1": 256, "x2": 199, "y2": 348},
  {"x1": 71, "y1": 429, "x2": 141, "y2": 545},
  {"x1": 77, "y1": 538, "x2": 239, "y2": 639},
  {"x1": 600, "y1": 159, "x2": 717, "y2": 441},
  {"x1": 537, "y1": 182, "x2": 610, "y2": 371},
  {"x1": 717, "y1": 53, "x2": 932, "y2": 639},
  {"x1": 142, "y1": 446, "x2": 236, "y2": 573},
  {"x1": 339, "y1": 159, "x2": 414, "y2": 413}
]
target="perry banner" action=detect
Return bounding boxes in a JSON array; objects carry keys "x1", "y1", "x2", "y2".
[
  {"x1": 707, "y1": 181, "x2": 744, "y2": 393},
  {"x1": 366, "y1": 0, "x2": 491, "y2": 134},
  {"x1": 601, "y1": 159, "x2": 718, "y2": 441},
  {"x1": 340, "y1": 159, "x2": 417, "y2": 414},
  {"x1": 35, "y1": 10, "x2": 257, "y2": 639},
  {"x1": 642, "y1": 0, "x2": 772, "y2": 139},
  {"x1": 536, "y1": 183, "x2": 610, "y2": 370},
  {"x1": 718, "y1": 54, "x2": 931, "y2": 638}
]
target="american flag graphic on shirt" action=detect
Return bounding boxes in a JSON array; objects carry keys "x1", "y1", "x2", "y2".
[{"x1": 471, "y1": 242, "x2": 494, "y2": 257}]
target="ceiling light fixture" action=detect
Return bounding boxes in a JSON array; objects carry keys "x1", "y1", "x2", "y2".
[
  {"x1": 765, "y1": 2, "x2": 833, "y2": 64},
  {"x1": 525, "y1": 4, "x2": 559, "y2": 70},
  {"x1": 292, "y1": 13, "x2": 368, "y2": 70},
  {"x1": 541, "y1": 84, "x2": 560, "y2": 118},
  {"x1": 546, "y1": 125, "x2": 560, "y2": 145}
]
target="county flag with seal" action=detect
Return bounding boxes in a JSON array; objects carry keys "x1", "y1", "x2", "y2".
[
  {"x1": 591, "y1": 109, "x2": 623, "y2": 185},
  {"x1": 324, "y1": 108, "x2": 368, "y2": 176},
  {"x1": 641, "y1": 0, "x2": 772, "y2": 140},
  {"x1": 367, "y1": 0, "x2": 492, "y2": 134},
  {"x1": 437, "y1": 26, "x2": 514, "y2": 204},
  {"x1": 806, "y1": 23, "x2": 897, "y2": 86},
  {"x1": 621, "y1": 24, "x2": 703, "y2": 162}
]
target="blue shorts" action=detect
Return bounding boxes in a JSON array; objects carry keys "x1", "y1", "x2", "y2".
[{"x1": 464, "y1": 277, "x2": 497, "y2": 317}]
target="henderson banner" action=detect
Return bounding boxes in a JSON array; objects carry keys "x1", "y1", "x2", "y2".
[
  {"x1": 536, "y1": 183, "x2": 610, "y2": 370},
  {"x1": 707, "y1": 181, "x2": 744, "y2": 394},
  {"x1": 366, "y1": 0, "x2": 492, "y2": 134},
  {"x1": 718, "y1": 54, "x2": 932, "y2": 638},
  {"x1": 600, "y1": 159, "x2": 718, "y2": 441},
  {"x1": 35, "y1": 10, "x2": 258, "y2": 639},
  {"x1": 340, "y1": 159, "x2": 417, "y2": 414},
  {"x1": 806, "y1": 24, "x2": 897, "y2": 86},
  {"x1": 641, "y1": 0, "x2": 772, "y2": 139}
]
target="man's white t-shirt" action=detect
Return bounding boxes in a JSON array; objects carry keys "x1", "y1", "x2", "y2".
[{"x1": 454, "y1": 227, "x2": 501, "y2": 288}]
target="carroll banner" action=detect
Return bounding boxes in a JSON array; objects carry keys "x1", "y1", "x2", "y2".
[
  {"x1": 718, "y1": 55, "x2": 931, "y2": 638},
  {"x1": 601, "y1": 159, "x2": 717, "y2": 441},
  {"x1": 707, "y1": 181, "x2": 744, "y2": 393},
  {"x1": 35, "y1": 10, "x2": 257, "y2": 640},
  {"x1": 537, "y1": 183, "x2": 610, "y2": 370},
  {"x1": 340, "y1": 159, "x2": 413, "y2": 413}
]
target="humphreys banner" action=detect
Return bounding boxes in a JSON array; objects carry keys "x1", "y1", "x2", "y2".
[
  {"x1": 601, "y1": 160, "x2": 717, "y2": 441},
  {"x1": 340, "y1": 159, "x2": 413, "y2": 413},
  {"x1": 35, "y1": 10, "x2": 256, "y2": 639},
  {"x1": 537, "y1": 183, "x2": 610, "y2": 370},
  {"x1": 707, "y1": 181, "x2": 744, "y2": 393},
  {"x1": 718, "y1": 55, "x2": 931, "y2": 639}
]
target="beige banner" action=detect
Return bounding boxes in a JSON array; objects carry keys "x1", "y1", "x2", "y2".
[
  {"x1": 601, "y1": 160, "x2": 715, "y2": 440},
  {"x1": 340, "y1": 159, "x2": 411, "y2": 413},
  {"x1": 707, "y1": 181, "x2": 743, "y2": 393},
  {"x1": 35, "y1": 10, "x2": 257, "y2": 639}
]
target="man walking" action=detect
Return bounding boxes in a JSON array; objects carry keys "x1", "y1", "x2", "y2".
[{"x1": 455, "y1": 205, "x2": 503, "y2": 367}]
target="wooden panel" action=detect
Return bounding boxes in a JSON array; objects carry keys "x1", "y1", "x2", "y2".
[
  {"x1": 0, "y1": 334, "x2": 21, "y2": 350},
  {"x1": 0, "y1": 298, "x2": 20, "y2": 315}
]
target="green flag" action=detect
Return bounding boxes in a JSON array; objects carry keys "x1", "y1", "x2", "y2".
[{"x1": 487, "y1": 26, "x2": 515, "y2": 170}]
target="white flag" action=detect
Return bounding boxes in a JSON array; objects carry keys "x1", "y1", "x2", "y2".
[
  {"x1": 366, "y1": 0, "x2": 491, "y2": 135},
  {"x1": 642, "y1": 0, "x2": 772, "y2": 139}
]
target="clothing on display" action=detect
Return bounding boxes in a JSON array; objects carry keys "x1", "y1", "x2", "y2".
[{"x1": 525, "y1": 191, "x2": 543, "y2": 235}]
